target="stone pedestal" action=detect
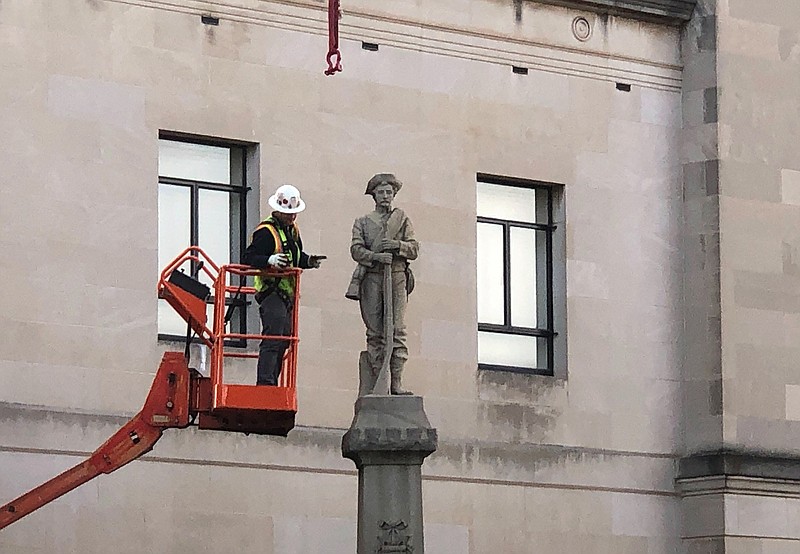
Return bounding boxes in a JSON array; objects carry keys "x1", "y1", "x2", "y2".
[{"x1": 342, "y1": 395, "x2": 438, "y2": 554}]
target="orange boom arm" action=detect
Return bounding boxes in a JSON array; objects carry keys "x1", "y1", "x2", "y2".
[
  {"x1": 0, "y1": 352, "x2": 191, "y2": 530},
  {"x1": 2, "y1": 246, "x2": 302, "y2": 531}
]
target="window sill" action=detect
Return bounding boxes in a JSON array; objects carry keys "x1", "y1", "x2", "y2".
[{"x1": 478, "y1": 363, "x2": 554, "y2": 377}]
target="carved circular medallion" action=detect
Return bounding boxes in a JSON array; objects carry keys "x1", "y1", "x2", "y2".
[{"x1": 572, "y1": 17, "x2": 592, "y2": 42}]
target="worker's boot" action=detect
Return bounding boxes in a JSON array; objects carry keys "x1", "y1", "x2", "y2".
[
  {"x1": 390, "y1": 360, "x2": 412, "y2": 395},
  {"x1": 257, "y1": 352, "x2": 280, "y2": 386}
]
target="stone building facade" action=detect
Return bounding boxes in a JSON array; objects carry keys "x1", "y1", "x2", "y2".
[{"x1": 0, "y1": 0, "x2": 798, "y2": 552}]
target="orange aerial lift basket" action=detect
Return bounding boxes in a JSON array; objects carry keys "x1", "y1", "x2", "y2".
[
  {"x1": 157, "y1": 245, "x2": 302, "y2": 435},
  {"x1": 1, "y1": 246, "x2": 303, "y2": 530}
]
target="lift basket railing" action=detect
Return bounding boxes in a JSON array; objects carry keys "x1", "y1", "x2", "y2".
[{"x1": 158, "y1": 246, "x2": 302, "y2": 413}]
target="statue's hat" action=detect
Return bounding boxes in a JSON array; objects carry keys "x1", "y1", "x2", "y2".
[{"x1": 365, "y1": 173, "x2": 402, "y2": 195}]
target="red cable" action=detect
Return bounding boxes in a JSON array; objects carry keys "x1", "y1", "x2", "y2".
[{"x1": 325, "y1": 0, "x2": 342, "y2": 75}]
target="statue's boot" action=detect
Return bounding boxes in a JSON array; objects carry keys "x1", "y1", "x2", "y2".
[{"x1": 390, "y1": 362, "x2": 412, "y2": 395}]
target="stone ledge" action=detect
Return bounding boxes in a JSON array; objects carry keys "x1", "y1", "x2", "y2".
[
  {"x1": 677, "y1": 475, "x2": 800, "y2": 498},
  {"x1": 1, "y1": 403, "x2": 677, "y2": 493},
  {"x1": 678, "y1": 451, "x2": 800, "y2": 482},
  {"x1": 532, "y1": 0, "x2": 697, "y2": 23}
]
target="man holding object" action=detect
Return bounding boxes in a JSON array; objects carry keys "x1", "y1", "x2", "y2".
[{"x1": 243, "y1": 184, "x2": 325, "y2": 386}]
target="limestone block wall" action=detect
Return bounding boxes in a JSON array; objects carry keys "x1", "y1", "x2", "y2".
[
  {"x1": 680, "y1": 0, "x2": 722, "y2": 455},
  {"x1": 0, "y1": 0, "x2": 685, "y2": 551},
  {"x1": 678, "y1": 1, "x2": 800, "y2": 551},
  {"x1": 715, "y1": 0, "x2": 800, "y2": 456}
]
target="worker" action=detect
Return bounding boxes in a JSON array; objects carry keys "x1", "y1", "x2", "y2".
[
  {"x1": 243, "y1": 184, "x2": 324, "y2": 386},
  {"x1": 348, "y1": 173, "x2": 418, "y2": 395}
]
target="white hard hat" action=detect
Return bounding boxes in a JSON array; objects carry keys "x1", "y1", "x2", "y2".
[{"x1": 268, "y1": 184, "x2": 306, "y2": 214}]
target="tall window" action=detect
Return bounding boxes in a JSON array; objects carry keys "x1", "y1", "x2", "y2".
[
  {"x1": 157, "y1": 135, "x2": 249, "y2": 340},
  {"x1": 477, "y1": 174, "x2": 557, "y2": 375}
]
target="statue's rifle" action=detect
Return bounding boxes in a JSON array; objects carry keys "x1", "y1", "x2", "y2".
[{"x1": 372, "y1": 222, "x2": 393, "y2": 395}]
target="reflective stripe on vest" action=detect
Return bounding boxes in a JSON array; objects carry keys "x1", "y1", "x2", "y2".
[{"x1": 253, "y1": 217, "x2": 300, "y2": 296}]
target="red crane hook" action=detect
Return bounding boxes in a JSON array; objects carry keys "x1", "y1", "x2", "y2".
[{"x1": 325, "y1": 0, "x2": 342, "y2": 75}]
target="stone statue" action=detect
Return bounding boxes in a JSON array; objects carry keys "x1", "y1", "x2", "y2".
[{"x1": 347, "y1": 173, "x2": 418, "y2": 396}]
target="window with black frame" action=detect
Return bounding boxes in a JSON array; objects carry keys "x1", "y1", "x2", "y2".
[
  {"x1": 477, "y1": 174, "x2": 555, "y2": 375},
  {"x1": 157, "y1": 136, "x2": 249, "y2": 343}
]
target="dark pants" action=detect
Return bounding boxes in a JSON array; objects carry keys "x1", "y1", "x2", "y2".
[{"x1": 257, "y1": 292, "x2": 292, "y2": 386}]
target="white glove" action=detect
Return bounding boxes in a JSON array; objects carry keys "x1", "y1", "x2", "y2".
[{"x1": 268, "y1": 253, "x2": 289, "y2": 268}]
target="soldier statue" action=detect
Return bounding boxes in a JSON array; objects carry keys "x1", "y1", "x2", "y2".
[{"x1": 347, "y1": 173, "x2": 418, "y2": 395}]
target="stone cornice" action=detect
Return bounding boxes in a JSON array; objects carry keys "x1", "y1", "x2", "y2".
[
  {"x1": 3, "y1": 403, "x2": 679, "y2": 497},
  {"x1": 105, "y1": 0, "x2": 683, "y2": 91},
  {"x1": 532, "y1": 0, "x2": 697, "y2": 24},
  {"x1": 677, "y1": 475, "x2": 800, "y2": 499},
  {"x1": 678, "y1": 451, "x2": 800, "y2": 482}
]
